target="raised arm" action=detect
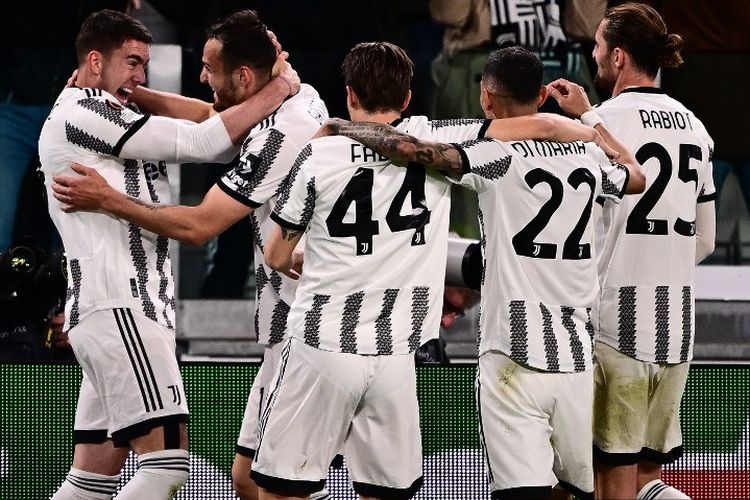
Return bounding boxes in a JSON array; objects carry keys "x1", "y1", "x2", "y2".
[
  {"x1": 131, "y1": 86, "x2": 215, "y2": 123},
  {"x1": 52, "y1": 163, "x2": 251, "y2": 246},
  {"x1": 547, "y1": 78, "x2": 646, "y2": 194},
  {"x1": 324, "y1": 119, "x2": 465, "y2": 178}
]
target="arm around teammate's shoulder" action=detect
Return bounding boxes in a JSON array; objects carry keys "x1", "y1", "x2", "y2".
[{"x1": 593, "y1": 122, "x2": 646, "y2": 194}]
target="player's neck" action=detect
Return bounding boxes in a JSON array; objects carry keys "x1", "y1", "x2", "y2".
[
  {"x1": 487, "y1": 101, "x2": 537, "y2": 119},
  {"x1": 350, "y1": 109, "x2": 401, "y2": 125},
  {"x1": 611, "y1": 69, "x2": 658, "y2": 97},
  {"x1": 75, "y1": 67, "x2": 100, "y2": 90}
]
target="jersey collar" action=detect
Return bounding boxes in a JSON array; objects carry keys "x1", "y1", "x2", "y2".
[{"x1": 619, "y1": 86, "x2": 665, "y2": 95}]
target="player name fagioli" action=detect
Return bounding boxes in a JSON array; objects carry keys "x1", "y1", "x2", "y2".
[
  {"x1": 351, "y1": 143, "x2": 388, "y2": 163},
  {"x1": 639, "y1": 108, "x2": 694, "y2": 130},
  {"x1": 511, "y1": 139, "x2": 587, "y2": 158}
]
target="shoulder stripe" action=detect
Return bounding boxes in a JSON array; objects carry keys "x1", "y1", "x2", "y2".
[
  {"x1": 65, "y1": 122, "x2": 114, "y2": 155},
  {"x1": 112, "y1": 114, "x2": 150, "y2": 157}
]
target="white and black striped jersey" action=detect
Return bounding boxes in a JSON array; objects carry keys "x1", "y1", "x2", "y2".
[
  {"x1": 454, "y1": 138, "x2": 629, "y2": 372},
  {"x1": 216, "y1": 84, "x2": 328, "y2": 346},
  {"x1": 271, "y1": 116, "x2": 488, "y2": 355},
  {"x1": 39, "y1": 87, "x2": 175, "y2": 331},
  {"x1": 593, "y1": 88, "x2": 716, "y2": 364}
]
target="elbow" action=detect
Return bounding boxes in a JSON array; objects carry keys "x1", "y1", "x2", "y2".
[
  {"x1": 180, "y1": 227, "x2": 213, "y2": 246},
  {"x1": 264, "y1": 248, "x2": 291, "y2": 273},
  {"x1": 628, "y1": 168, "x2": 647, "y2": 194}
]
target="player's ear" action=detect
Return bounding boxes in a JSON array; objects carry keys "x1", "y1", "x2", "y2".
[
  {"x1": 87, "y1": 50, "x2": 103, "y2": 76},
  {"x1": 479, "y1": 85, "x2": 494, "y2": 118},
  {"x1": 612, "y1": 46, "x2": 626, "y2": 70},
  {"x1": 400, "y1": 90, "x2": 411, "y2": 112},
  {"x1": 237, "y1": 66, "x2": 254, "y2": 89},
  {"x1": 346, "y1": 86, "x2": 359, "y2": 110},
  {"x1": 536, "y1": 84, "x2": 548, "y2": 110}
]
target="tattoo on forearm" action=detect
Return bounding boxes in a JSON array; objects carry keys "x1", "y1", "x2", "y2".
[
  {"x1": 281, "y1": 227, "x2": 302, "y2": 241},
  {"x1": 127, "y1": 196, "x2": 167, "y2": 212},
  {"x1": 337, "y1": 122, "x2": 464, "y2": 177}
]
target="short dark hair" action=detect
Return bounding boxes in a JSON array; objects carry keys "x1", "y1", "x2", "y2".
[
  {"x1": 603, "y1": 2, "x2": 683, "y2": 77},
  {"x1": 342, "y1": 42, "x2": 413, "y2": 113},
  {"x1": 207, "y1": 10, "x2": 276, "y2": 79},
  {"x1": 75, "y1": 10, "x2": 152, "y2": 64},
  {"x1": 482, "y1": 46, "x2": 543, "y2": 104}
]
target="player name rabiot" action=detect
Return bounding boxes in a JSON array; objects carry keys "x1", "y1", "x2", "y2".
[
  {"x1": 511, "y1": 140, "x2": 586, "y2": 158},
  {"x1": 639, "y1": 108, "x2": 694, "y2": 130}
]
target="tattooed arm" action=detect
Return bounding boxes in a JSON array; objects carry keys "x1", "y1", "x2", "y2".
[
  {"x1": 324, "y1": 119, "x2": 466, "y2": 179},
  {"x1": 265, "y1": 224, "x2": 304, "y2": 279},
  {"x1": 52, "y1": 162, "x2": 251, "y2": 245}
]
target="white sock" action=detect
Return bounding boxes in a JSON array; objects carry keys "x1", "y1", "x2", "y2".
[
  {"x1": 309, "y1": 488, "x2": 331, "y2": 500},
  {"x1": 50, "y1": 467, "x2": 120, "y2": 499},
  {"x1": 115, "y1": 450, "x2": 189, "y2": 499},
  {"x1": 637, "y1": 479, "x2": 691, "y2": 500}
]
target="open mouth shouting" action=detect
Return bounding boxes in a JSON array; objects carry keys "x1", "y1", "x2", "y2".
[{"x1": 115, "y1": 86, "x2": 134, "y2": 103}]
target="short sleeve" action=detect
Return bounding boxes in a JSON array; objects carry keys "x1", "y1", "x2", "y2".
[
  {"x1": 218, "y1": 125, "x2": 303, "y2": 208},
  {"x1": 452, "y1": 138, "x2": 514, "y2": 193},
  {"x1": 271, "y1": 143, "x2": 316, "y2": 231},
  {"x1": 424, "y1": 118, "x2": 491, "y2": 143},
  {"x1": 65, "y1": 93, "x2": 149, "y2": 157},
  {"x1": 697, "y1": 141, "x2": 717, "y2": 203},
  {"x1": 590, "y1": 144, "x2": 628, "y2": 202}
]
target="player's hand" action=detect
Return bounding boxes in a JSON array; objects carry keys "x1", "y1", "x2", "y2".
[
  {"x1": 51, "y1": 162, "x2": 111, "y2": 212},
  {"x1": 66, "y1": 69, "x2": 79, "y2": 88},
  {"x1": 546, "y1": 78, "x2": 592, "y2": 118},
  {"x1": 441, "y1": 287, "x2": 478, "y2": 330},
  {"x1": 313, "y1": 118, "x2": 348, "y2": 139},
  {"x1": 47, "y1": 311, "x2": 70, "y2": 348},
  {"x1": 268, "y1": 30, "x2": 283, "y2": 56},
  {"x1": 272, "y1": 53, "x2": 300, "y2": 96}
]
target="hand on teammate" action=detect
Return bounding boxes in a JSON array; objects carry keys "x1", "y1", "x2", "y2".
[
  {"x1": 47, "y1": 311, "x2": 70, "y2": 348},
  {"x1": 546, "y1": 78, "x2": 593, "y2": 118},
  {"x1": 51, "y1": 162, "x2": 110, "y2": 212},
  {"x1": 269, "y1": 32, "x2": 300, "y2": 97}
]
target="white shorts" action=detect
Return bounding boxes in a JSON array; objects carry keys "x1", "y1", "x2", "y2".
[
  {"x1": 69, "y1": 307, "x2": 189, "y2": 446},
  {"x1": 236, "y1": 340, "x2": 286, "y2": 458},
  {"x1": 252, "y1": 338, "x2": 423, "y2": 499},
  {"x1": 477, "y1": 351, "x2": 594, "y2": 498},
  {"x1": 593, "y1": 342, "x2": 689, "y2": 465}
]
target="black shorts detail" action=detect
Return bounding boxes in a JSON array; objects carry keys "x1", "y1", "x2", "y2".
[
  {"x1": 640, "y1": 445, "x2": 684, "y2": 464},
  {"x1": 330, "y1": 454, "x2": 344, "y2": 469},
  {"x1": 236, "y1": 445, "x2": 256, "y2": 459},
  {"x1": 250, "y1": 470, "x2": 325, "y2": 497},
  {"x1": 73, "y1": 429, "x2": 109, "y2": 444},
  {"x1": 491, "y1": 485, "x2": 552, "y2": 500},
  {"x1": 593, "y1": 445, "x2": 639, "y2": 466},
  {"x1": 111, "y1": 413, "x2": 189, "y2": 447},
  {"x1": 558, "y1": 480, "x2": 593, "y2": 500},
  {"x1": 352, "y1": 476, "x2": 423, "y2": 500},
  {"x1": 594, "y1": 444, "x2": 684, "y2": 466}
]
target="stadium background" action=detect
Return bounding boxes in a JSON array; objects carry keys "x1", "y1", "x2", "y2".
[{"x1": 1, "y1": 363, "x2": 748, "y2": 499}]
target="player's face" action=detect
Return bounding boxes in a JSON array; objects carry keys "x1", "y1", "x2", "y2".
[
  {"x1": 99, "y1": 40, "x2": 149, "y2": 105},
  {"x1": 200, "y1": 38, "x2": 242, "y2": 112},
  {"x1": 592, "y1": 21, "x2": 616, "y2": 93}
]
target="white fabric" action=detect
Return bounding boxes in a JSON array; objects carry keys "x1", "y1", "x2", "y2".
[
  {"x1": 252, "y1": 338, "x2": 422, "y2": 490},
  {"x1": 217, "y1": 84, "x2": 328, "y2": 346},
  {"x1": 39, "y1": 87, "x2": 176, "y2": 331},
  {"x1": 236, "y1": 341, "x2": 286, "y2": 452},
  {"x1": 454, "y1": 138, "x2": 627, "y2": 372},
  {"x1": 594, "y1": 89, "x2": 716, "y2": 364},
  {"x1": 477, "y1": 351, "x2": 594, "y2": 494},
  {"x1": 593, "y1": 342, "x2": 688, "y2": 457},
  {"x1": 272, "y1": 116, "x2": 487, "y2": 355},
  {"x1": 637, "y1": 480, "x2": 691, "y2": 500},
  {"x1": 51, "y1": 468, "x2": 120, "y2": 500},
  {"x1": 120, "y1": 113, "x2": 237, "y2": 164},
  {"x1": 69, "y1": 308, "x2": 188, "y2": 436},
  {"x1": 116, "y1": 450, "x2": 190, "y2": 499}
]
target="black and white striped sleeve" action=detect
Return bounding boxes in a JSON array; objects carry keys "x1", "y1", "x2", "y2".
[
  {"x1": 271, "y1": 143, "x2": 316, "y2": 232},
  {"x1": 451, "y1": 138, "x2": 513, "y2": 193}
]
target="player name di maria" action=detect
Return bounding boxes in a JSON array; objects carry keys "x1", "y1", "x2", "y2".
[{"x1": 511, "y1": 140, "x2": 586, "y2": 158}]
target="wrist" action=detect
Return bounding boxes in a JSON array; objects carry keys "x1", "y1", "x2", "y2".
[{"x1": 580, "y1": 110, "x2": 604, "y2": 128}]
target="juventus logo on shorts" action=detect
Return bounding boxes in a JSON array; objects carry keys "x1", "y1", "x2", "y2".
[{"x1": 168, "y1": 384, "x2": 182, "y2": 405}]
